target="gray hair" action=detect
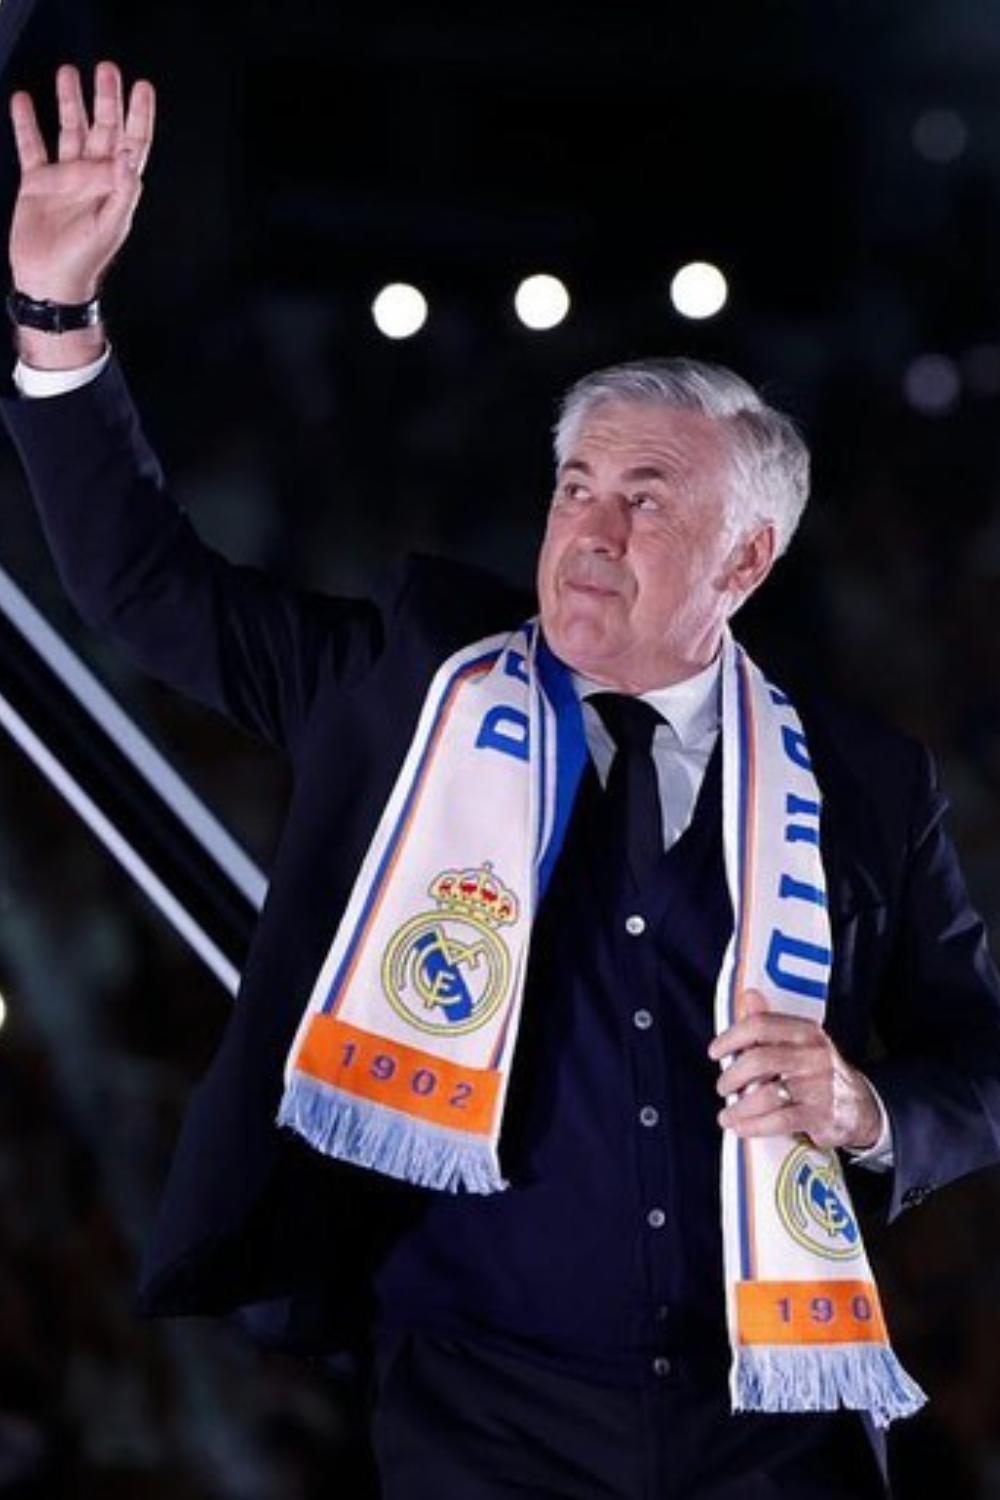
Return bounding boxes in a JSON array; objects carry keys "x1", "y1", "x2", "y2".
[{"x1": 553, "y1": 357, "x2": 810, "y2": 556}]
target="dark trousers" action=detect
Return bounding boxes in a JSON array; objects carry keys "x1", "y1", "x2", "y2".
[{"x1": 370, "y1": 1331, "x2": 890, "y2": 1500}]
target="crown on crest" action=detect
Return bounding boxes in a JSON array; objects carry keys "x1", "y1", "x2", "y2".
[{"x1": 429, "y1": 862, "x2": 519, "y2": 928}]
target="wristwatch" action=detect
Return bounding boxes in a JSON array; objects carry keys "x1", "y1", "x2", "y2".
[{"x1": 6, "y1": 288, "x2": 102, "y2": 334}]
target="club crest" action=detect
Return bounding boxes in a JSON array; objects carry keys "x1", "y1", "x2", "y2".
[
  {"x1": 382, "y1": 862, "x2": 518, "y2": 1036},
  {"x1": 775, "y1": 1142, "x2": 862, "y2": 1261}
]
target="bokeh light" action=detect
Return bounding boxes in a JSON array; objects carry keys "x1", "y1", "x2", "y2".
[
  {"x1": 371, "y1": 282, "x2": 429, "y2": 339},
  {"x1": 669, "y1": 261, "x2": 729, "y2": 321},
  {"x1": 514, "y1": 273, "x2": 571, "y2": 330}
]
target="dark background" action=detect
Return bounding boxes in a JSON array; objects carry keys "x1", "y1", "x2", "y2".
[{"x1": 1, "y1": 1, "x2": 1000, "y2": 1496}]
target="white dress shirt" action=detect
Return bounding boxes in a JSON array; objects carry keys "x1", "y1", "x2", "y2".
[{"x1": 574, "y1": 655, "x2": 722, "y2": 852}]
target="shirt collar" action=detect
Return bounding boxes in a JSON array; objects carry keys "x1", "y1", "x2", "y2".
[{"x1": 571, "y1": 655, "x2": 722, "y2": 750}]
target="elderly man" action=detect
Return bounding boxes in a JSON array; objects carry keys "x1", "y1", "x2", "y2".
[{"x1": 5, "y1": 62, "x2": 1000, "y2": 1500}]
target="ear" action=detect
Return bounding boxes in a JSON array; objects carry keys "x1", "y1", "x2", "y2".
[{"x1": 722, "y1": 522, "x2": 777, "y2": 603}]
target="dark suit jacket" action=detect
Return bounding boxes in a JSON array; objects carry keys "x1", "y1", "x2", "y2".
[{"x1": 4, "y1": 358, "x2": 1000, "y2": 1361}]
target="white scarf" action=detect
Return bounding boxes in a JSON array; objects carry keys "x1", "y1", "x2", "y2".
[{"x1": 278, "y1": 624, "x2": 925, "y2": 1425}]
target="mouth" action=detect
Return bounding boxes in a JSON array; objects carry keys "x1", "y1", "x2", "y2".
[{"x1": 561, "y1": 574, "x2": 622, "y2": 600}]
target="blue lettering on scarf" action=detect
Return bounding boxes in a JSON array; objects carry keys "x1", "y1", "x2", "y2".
[
  {"x1": 764, "y1": 929, "x2": 830, "y2": 1002},
  {"x1": 504, "y1": 649, "x2": 529, "y2": 684},
  {"x1": 778, "y1": 872, "x2": 827, "y2": 908},
  {"x1": 476, "y1": 706, "x2": 529, "y2": 761},
  {"x1": 780, "y1": 724, "x2": 812, "y2": 772},
  {"x1": 785, "y1": 793, "x2": 821, "y2": 847}
]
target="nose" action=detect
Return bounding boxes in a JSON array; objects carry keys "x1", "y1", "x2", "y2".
[{"x1": 580, "y1": 494, "x2": 629, "y2": 556}]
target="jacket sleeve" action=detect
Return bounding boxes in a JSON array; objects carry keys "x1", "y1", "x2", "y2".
[
  {"x1": 0, "y1": 357, "x2": 385, "y2": 755},
  {"x1": 865, "y1": 744, "x2": 1000, "y2": 1221}
]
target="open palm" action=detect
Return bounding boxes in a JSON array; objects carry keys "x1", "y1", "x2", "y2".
[{"x1": 9, "y1": 60, "x2": 155, "y2": 303}]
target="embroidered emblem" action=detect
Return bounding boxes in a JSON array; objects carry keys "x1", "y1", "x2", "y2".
[
  {"x1": 382, "y1": 863, "x2": 518, "y2": 1037},
  {"x1": 775, "y1": 1142, "x2": 862, "y2": 1262}
]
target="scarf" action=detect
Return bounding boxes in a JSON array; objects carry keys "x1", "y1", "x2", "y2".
[{"x1": 278, "y1": 623, "x2": 925, "y2": 1425}]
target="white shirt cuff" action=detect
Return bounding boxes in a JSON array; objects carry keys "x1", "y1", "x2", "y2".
[{"x1": 14, "y1": 350, "x2": 111, "y2": 398}]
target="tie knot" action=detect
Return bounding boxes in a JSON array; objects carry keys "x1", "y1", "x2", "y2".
[{"x1": 590, "y1": 693, "x2": 663, "y2": 754}]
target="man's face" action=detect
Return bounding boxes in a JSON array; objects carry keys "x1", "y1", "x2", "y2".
[{"x1": 536, "y1": 400, "x2": 772, "y2": 692}]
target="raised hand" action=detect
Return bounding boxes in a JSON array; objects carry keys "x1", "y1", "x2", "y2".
[{"x1": 9, "y1": 60, "x2": 155, "y2": 305}]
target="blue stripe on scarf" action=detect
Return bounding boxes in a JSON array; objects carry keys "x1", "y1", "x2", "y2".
[{"x1": 535, "y1": 639, "x2": 588, "y2": 900}]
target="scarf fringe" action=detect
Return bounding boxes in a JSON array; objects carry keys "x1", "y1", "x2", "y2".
[
  {"x1": 733, "y1": 1345, "x2": 927, "y2": 1429},
  {"x1": 277, "y1": 1075, "x2": 506, "y2": 1194}
]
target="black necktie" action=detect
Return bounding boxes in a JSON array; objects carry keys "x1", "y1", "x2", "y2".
[{"x1": 589, "y1": 693, "x2": 665, "y2": 887}]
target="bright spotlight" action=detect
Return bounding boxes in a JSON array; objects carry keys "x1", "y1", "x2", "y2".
[
  {"x1": 372, "y1": 283, "x2": 428, "y2": 340},
  {"x1": 514, "y1": 273, "x2": 571, "y2": 331},
  {"x1": 669, "y1": 261, "x2": 729, "y2": 321}
]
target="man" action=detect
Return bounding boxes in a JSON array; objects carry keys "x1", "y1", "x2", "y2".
[{"x1": 5, "y1": 61, "x2": 1000, "y2": 1500}]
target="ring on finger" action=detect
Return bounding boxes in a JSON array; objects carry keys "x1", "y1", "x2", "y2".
[{"x1": 775, "y1": 1078, "x2": 793, "y2": 1108}]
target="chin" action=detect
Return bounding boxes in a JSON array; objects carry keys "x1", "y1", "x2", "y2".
[
  {"x1": 545, "y1": 628, "x2": 623, "y2": 680},
  {"x1": 544, "y1": 598, "x2": 617, "y2": 646}
]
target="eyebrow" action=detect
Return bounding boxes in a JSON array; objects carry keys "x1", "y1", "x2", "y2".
[{"x1": 622, "y1": 464, "x2": 675, "y2": 484}]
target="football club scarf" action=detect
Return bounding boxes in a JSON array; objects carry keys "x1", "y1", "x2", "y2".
[
  {"x1": 279, "y1": 623, "x2": 584, "y2": 1193},
  {"x1": 717, "y1": 642, "x2": 924, "y2": 1426},
  {"x1": 278, "y1": 623, "x2": 925, "y2": 1425}
]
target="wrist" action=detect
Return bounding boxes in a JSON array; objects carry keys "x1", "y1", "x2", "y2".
[
  {"x1": 7, "y1": 287, "x2": 106, "y2": 371},
  {"x1": 846, "y1": 1070, "x2": 883, "y2": 1152},
  {"x1": 9, "y1": 261, "x2": 101, "y2": 305},
  {"x1": 15, "y1": 324, "x2": 107, "y2": 372}
]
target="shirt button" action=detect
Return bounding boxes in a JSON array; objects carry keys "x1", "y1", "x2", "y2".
[
  {"x1": 647, "y1": 1208, "x2": 666, "y2": 1229},
  {"x1": 625, "y1": 914, "x2": 646, "y2": 936},
  {"x1": 653, "y1": 1356, "x2": 672, "y2": 1377},
  {"x1": 632, "y1": 1009, "x2": 654, "y2": 1031},
  {"x1": 639, "y1": 1106, "x2": 660, "y2": 1128}
]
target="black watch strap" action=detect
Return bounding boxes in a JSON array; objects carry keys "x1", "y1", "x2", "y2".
[{"x1": 6, "y1": 288, "x2": 102, "y2": 334}]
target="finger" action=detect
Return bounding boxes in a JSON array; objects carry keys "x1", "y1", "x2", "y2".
[
  {"x1": 720, "y1": 1090, "x2": 781, "y2": 1126},
  {"x1": 106, "y1": 150, "x2": 141, "y2": 213},
  {"x1": 9, "y1": 90, "x2": 48, "y2": 172},
  {"x1": 85, "y1": 60, "x2": 123, "y2": 160},
  {"x1": 123, "y1": 79, "x2": 156, "y2": 172},
  {"x1": 709, "y1": 1011, "x2": 819, "y2": 1061},
  {"x1": 56, "y1": 64, "x2": 87, "y2": 161},
  {"x1": 708, "y1": 989, "x2": 770, "y2": 1061},
  {"x1": 716, "y1": 1045, "x2": 800, "y2": 1097},
  {"x1": 106, "y1": 147, "x2": 145, "y2": 229},
  {"x1": 720, "y1": 1083, "x2": 814, "y2": 1137}
]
